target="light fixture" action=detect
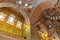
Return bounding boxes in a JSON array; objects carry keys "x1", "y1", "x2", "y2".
[
  {"x1": 48, "y1": 24, "x2": 52, "y2": 28},
  {"x1": 29, "y1": 5, "x2": 33, "y2": 8},
  {"x1": 19, "y1": 1, "x2": 22, "y2": 4},
  {"x1": 25, "y1": 3, "x2": 28, "y2": 6}
]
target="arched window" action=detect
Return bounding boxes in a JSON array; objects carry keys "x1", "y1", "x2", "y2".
[
  {"x1": 16, "y1": 21, "x2": 22, "y2": 28},
  {"x1": 0, "y1": 12, "x2": 6, "y2": 21},
  {"x1": 7, "y1": 14, "x2": 15, "y2": 25}
]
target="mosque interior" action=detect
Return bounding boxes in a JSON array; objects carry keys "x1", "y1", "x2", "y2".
[{"x1": 0, "y1": 0, "x2": 60, "y2": 40}]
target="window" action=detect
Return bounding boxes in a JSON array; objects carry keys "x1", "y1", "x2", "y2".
[
  {"x1": 16, "y1": 21, "x2": 22, "y2": 28},
  {"x1": 7, "y1": 14, "x2": 15, "y2": 25},
  {"x1": 0, "y1": 12, "x2": 6, "y2": 21}
]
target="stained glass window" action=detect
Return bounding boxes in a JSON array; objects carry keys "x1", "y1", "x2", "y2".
[
  {"x1": 0, "y1": 12, "x2": 6, "y2": 21},
  {"x1": 7, "y1": 14, "x2": 15, "y2": 25},
  {"x1": 16, "y1": 21, "x2": 22, "y2": 28}
]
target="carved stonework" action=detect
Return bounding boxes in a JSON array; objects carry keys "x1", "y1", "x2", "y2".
[{"x1": 31, "y1": 1, "x2": 60, "y2": 40}]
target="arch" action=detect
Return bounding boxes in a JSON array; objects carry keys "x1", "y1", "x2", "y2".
[
  {"x1": 31, "y1": 1, "x2": 54, "y2": 25},
  {"x1": 0, "y1": 2, "x2": 30, "y2": 40},
  {"x1": 0, "y1": 2, "x2": 30, "y2": 24}
]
